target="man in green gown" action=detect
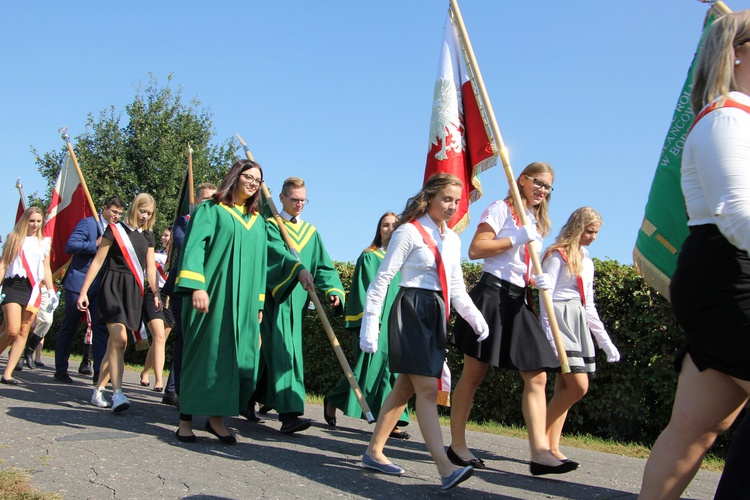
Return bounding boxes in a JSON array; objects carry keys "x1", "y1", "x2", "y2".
[{"x1": 259, "y1": 177, "x2": 345, "y2": 434}]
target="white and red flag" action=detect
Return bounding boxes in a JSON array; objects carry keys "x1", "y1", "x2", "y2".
[
  {"x1": 424, "y1": 8, "x2": 498, "y2": 234},
  {"x1": 43, "y1": 152, "x2": 94, "y2": 277},
  {"x1": 15, "y1": 198, "x2": 25, "y2": 224}
]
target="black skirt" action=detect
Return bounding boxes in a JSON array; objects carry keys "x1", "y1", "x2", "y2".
[
  {"x1": 388, "y1": 288, "x2": 447, "y2": 378},
  {"x1": 450, "y1": 273, "x2": 559, "y2": 371},
  {"x1": 1, "y1": 276, "x2": 32, "y2": 306},
  {"x1": 98, "y1": 268, "x2": 144, "y2": 332},
  {"x1": 671, "y1": 224, "x2": 750, "y2": 381},
  {"x1": 143, "y1": 288, "x2": 175, "y2": 328}
]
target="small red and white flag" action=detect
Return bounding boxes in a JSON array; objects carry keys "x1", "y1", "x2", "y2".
[
  {"x1": 43, "y1": 152, "x2": 94, "y2": 277},
  {"x1": 15, "y1": 198, "x2": 25, "y2": 224},
  {"x1": 424, "y1": 9, "x2": 497, "y2": 234}
]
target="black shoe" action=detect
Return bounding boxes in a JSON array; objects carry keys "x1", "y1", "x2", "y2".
[
  {"x1": 447, "y1": 446, "x2": 486, "y2": 469},
  {"x1": 258, "y1": 404, "x2": 272, "y2": 415},
  {"x1": 23, "y1": 353, "x2": 35, "y2": 370},
  {"x1": 205, "y1": 420, "x2": 237, "y2": 444},
  {"x1": 389, "y1": 429, "x2": 411, "y2": 440},
  {"x1": 78, "y1": 360, "x2": 92, "y2": 375},
  {"x1": 279, "y1": 417, "x2": 311, "y2": 434},
  {"x1": 53, "y1": 372, "x2": 74, "y2": 384},
  {"x1": 323, "y1": 396, "x2": 336, "y2": 427},
  {"x1": 529, "y1": 460, "x2": 579, "y2": 476},
  {"x1": 174, "y1": 429, "x2": 196, "y2": 443},
  {"x1": 239, "y1": 408, "x2": 265, "y2": 423},
  {"x1": 0, "y1": 377, "x2": 19, "y2": 385},
  {"x1": 34, "y1": 360, "x2": 45, "y2": 368},
  {"x1": 161, "y1": 391, "x2": 179, "y2": 406}
]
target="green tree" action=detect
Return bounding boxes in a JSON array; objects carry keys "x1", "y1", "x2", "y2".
[{"x1": 32, "y1": 74, "x2": 237, "y2": 233}]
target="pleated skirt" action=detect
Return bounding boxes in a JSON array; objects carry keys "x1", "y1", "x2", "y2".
[
  {"x1": 450, "y1": 273, "x2": 559, "y2": 371},
  {"x1": 551, "y1": 299, "x2": 596, "y2": 374},
  {"x1": 98, "y1": 268, "x2": 144, "y2": 332},
  {"x1": 388, "y1": 287, "x2": 446, "y2": 378}
]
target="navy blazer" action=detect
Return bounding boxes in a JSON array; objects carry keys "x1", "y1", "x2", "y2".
[{"x1": 61, "y1": 216, "x2": 105, "y2": 294}]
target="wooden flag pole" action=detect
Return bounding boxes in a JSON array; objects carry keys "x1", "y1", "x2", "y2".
[
  {"x1": 15, "y1": 178, "x2": 28, "y2": 211},
  {"x1": 448, "y1": 0, "x2": 570, "y2": 372},
  {"x1": 187, "y1": 143, "x2": 195, "y2": 213},
  {"x1": 235, "y1": 133, "x2": 375, "y2": 423},
  {"x1": 59, "y1": 127, "x2": 99, "y2": 222}
]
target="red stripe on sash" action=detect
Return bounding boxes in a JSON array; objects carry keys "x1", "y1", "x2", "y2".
[
  {"x1": 20, "y1": 250, "x2": 42, "y2": 311},
  {"x1": 690, "y1": 97, "x2": 750, "y2": 133},
  {"x1": 556, "y1": 249, "x2": 585, "y2": 307},
  {"x1": 410, "y1": 220, "x2": 449, "y2": 321}
]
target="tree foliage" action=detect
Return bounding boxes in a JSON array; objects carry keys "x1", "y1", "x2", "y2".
[{"x1": 32, "y1": 74, "x2": 237, "y2": 233}]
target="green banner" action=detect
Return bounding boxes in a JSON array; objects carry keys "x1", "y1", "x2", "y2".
[{"x1": 633, "y1": 11, "x2": 718, "y2": 300}]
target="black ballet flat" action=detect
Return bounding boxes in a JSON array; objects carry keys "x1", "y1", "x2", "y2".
[
  {"x1": 205, "y1": 420, "x2": 237, "y2": 444},
  {"x1": 0, "y1": 377, "x2": 19, "y2": 385},
  {"x1": 323, "y1": 396, "x2": 336, "y2": 427},
  {"x1": 529, "y1": 460, "x2": 578, "y2": 476},
  {"x1": 174, "y1": 429, "x2": 196, "y2": 443},
  {"x1": 447, "y1": 446, "x2": 485, "y2": 469},
  {"x1": 140, "y1": 381, "x2": 150, "y2": 387},
  {"x1": 388, "y1": 429, "x2": 411, "y2": 440}
]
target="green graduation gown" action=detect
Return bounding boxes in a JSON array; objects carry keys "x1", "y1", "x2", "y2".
[
  {"x1": 326, "y1": 247, "x2": 409, "y2": 425},
  {"x1": 259, "y1": 218, "x2": 345, "y2": 415},
  {"x1": 175, "y1": 201, "x2": 302, "y2": 416}
]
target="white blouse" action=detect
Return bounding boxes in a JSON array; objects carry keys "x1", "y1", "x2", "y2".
[
  {"x1": 362, "y1": 213, "x2": 477, "y2": 331},
  {"x1": 4, "y1": 236, "x2": 51, "y2": 283},
  {"x1": 477, "y1": 199, "x2": 542, "y2": 287},
  {"x1": 682, "y1": 91, "x2": 750, "y2": 253}
]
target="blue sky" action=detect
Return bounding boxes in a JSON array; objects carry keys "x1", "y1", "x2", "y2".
[{"x1": 2, "y1": 1, "x2": 748, "y2": 266}]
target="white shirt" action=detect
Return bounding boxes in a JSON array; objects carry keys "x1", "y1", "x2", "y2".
[
  {"x1": 362, "y1": 214, "x2": 479, "y2": 332},
  {"x1": 540, "y1": 247, "x2": 609, "y2": 345},
  {"x1": 682, "y1": 91, "x2": 750, "y2": 253},
  {"x1": 478, "y1": 199, "x2": 542, "y2": 287},
  {"x1": 4, "y1": 236, "x2": 51, "y2": 282}
]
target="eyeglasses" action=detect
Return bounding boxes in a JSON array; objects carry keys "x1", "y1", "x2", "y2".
[
  {"x1": 239, "y1": 173, "x2": 262, "y2": 185},
  {"x1": 283, "y1": 194, "x2": 309, "y2": 206},
  {"x1": 524, "y1": 175, "x2": 554, "y2": 193}
]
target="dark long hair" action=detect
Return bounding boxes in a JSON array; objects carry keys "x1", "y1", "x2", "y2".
[
  {"x1": 366, "y1": 211, "x2": 399, "y2": 251},
  {"x1": 213, "y1": 159, "x2": 264, "y2": 214},
  {"x1": 396, "y1": 173, "x2": 462, "y2": 229}
]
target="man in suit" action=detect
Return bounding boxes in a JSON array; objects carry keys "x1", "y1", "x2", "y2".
[
  {"x1": 53, "y1": 197, "x2": 125, "y2": 384},
  {"x1": 161, "y1": 183, "x2": 217, "y2": 406}
]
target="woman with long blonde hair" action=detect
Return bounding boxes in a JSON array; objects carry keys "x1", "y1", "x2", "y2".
[
  {"x1": 448, "y1": 162, "x2": 576, "y2": 476},
  {"x1": 541, "y1": 207, "x2": 620, "y2": 466},
  {"x1": 0, "y1": 207, "x2": 55, "y2": 384},
  {"x1": 79, "y1": 193, "x2": 161, "y2": 411}
]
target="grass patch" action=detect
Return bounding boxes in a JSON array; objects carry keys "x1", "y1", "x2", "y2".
[
  {"x1": 0, "y1": 468, "x2": 61, "y2": 500},
  {"x1": 308, "y1": 394, "x2": 724, "y2": 472}
]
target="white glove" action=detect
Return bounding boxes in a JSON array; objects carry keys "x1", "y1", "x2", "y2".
[
  {"x1": 465, "y1": 310, "x2": 489, "y2": 343},
  {"x1": 359, "y1": 313, "x2": 380, "y2": 354},
  {"x1": 508, "y1": 224, "x2": 537, "y2": 247},
  {"x1": 46, "y1": 290, "x2": 60, "y2": 311},
  {"x1": 533, "y1": 273, "x2": 553, "y2": 291},
  {"x1": 599, "y1": 340, "x2": 621, "y2": 362}
]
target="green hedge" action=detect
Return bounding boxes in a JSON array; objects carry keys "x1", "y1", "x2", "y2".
[{"x1": 23, "y1": 258, "x2": 742, "y2": 455}]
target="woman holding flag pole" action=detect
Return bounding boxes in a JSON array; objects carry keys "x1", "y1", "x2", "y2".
[
  {"x1": 0, "y1": 207, "x2": 55, "y2": 385},
  {"x1": 359, "y1": 173, "x2": 488, "y2": 491},
  {"x1": 78, "y1": 193, "x2": 161, "y2": 412}
]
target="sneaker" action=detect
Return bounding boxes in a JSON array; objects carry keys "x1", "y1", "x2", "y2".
[
  {"x1": 91, "y1": 388, "x2": 111, "y2": 408},
  {"x1": 111, "y1": 390, "x2": 130, "y2": 413}
]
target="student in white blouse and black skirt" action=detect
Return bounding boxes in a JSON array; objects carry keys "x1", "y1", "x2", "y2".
[
  {"x1": 359, "y1": 173, "x2": 489, "y2": 491},
  {"x1": 640, "y1": 11, "x2": 750, "y2": 499}
]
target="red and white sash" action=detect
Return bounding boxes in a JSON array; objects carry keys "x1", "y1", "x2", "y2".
[
  {"x1": 410, "y1": 219, "x2": 452, "y2": 407},
  {"x1": 110, "y1": 223, "x2": 145, "y2": 296},
  {"x1": 20, "y1": 250, "x2": 42, "y2": 313},
  {"x1": 690, "y1": 97, "x2": 750, "y2": 133},
  {"x1": 557, "y1": 249, "x2": 585, "y2": 307}
]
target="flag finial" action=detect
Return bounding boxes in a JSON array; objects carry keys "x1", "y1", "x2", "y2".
[
  {"x1": 15, "y1": 177, "x2": 22, "y2": 190},
  {"x1": 59, "y1": 126, "x2": 69, "y2": 142}
]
